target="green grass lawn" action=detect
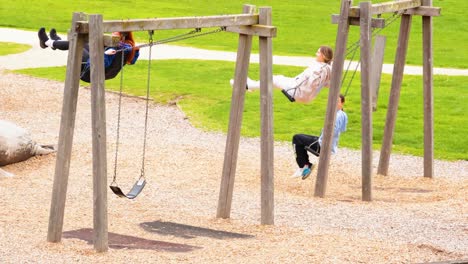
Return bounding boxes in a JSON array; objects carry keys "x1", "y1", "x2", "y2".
[
  {"x1": 0, "y1": 42, "x2": 30, "y2": 55},
  {"x1": 1, "y1": 0, "x2": 467, "y2": 68},
  {"x1": 14, "y1": 59, "x2": 468, "y2": 161}
]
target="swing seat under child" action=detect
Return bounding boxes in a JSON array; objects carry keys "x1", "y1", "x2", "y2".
[
  {"x1": 281, "y1": 89, "x2": 296, "y2": 102},
  {"x1": 304, "y1": 139, "x2": 320, "y2": 157}
]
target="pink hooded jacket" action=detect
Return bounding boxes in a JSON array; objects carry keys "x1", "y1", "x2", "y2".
[{"x1": 293, "y1": 61, "x2": 332, "y2": 103}]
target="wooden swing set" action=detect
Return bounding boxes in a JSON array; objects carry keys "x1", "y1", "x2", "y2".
[
  {"x1": 47, "y1": 0, "x2": 441, "y2": 253},
  {"x1": 316, "y1": 0, "x2": 440, "y2": 201},
  {"x1": 47, "y1": 5, "x2": 276, "y2": 252}
]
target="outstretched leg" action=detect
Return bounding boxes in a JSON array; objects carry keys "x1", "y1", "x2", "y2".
[
  {"x1": 245, "y1": 75, "x2": 296, "y2": 91},
  {"x1": 230, "y1": 75, "x2": 298, "y2": 102},
  {"x1": 38, "y1": 27, "x2": 69, "y2": 50},
  {"x1": 51, "y1": 40, "x2": 70, "y2": 50},
  {"x1": 49, "y1": 28, "x2": 69, "y2": 50},
  {"x1": 229, "y1": 77, "x2": 260, "y2": 91}
]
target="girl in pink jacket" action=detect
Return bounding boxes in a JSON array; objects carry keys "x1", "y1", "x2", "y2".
[{"x1": 231, "y1": 46, "x2": 333, "y2": 103}]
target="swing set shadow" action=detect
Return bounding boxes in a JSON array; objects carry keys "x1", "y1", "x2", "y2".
[
  {"x1": 62, "y1": 221, "x2": 254, "y2": 252},
  {"x1": 140, "y1": 220, "x2": 255, "y2": 240},
  {"x1": 62, "y1": 228, "x2": 200, "y2": 252}
]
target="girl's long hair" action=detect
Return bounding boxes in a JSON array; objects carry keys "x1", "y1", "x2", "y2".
[
  {"x1": 120, "y1": 31, "x2": 139, "y2": 64},
  {"x1": 320, "y1": 45, "x2": 333, "y2": 65}
]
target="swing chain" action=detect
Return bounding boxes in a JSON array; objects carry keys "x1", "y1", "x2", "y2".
[
  {"x1": 152, "y1": 28, "x2": 200, "y2": 45},
  {"x1": 111, "y1": 33, "x2": 128, "y2": 186},
  {"x1": 340, "y1": 11, "x2": 402, "y2": 96},
  {"x1": 110, "y1": 26, "x2": 224, "y2": 184},
  {"x1": 344, "y1": 11, "x2": 402, "y2": 58},
  {"x1": 112, "y1": 31, "x2": 153, "y2": 185},
  {"x1": 135, "y1": 26, "x2": 225, "y2": 49},
  {"x1": 148, "y1": 30, "x2": 154, "y2": 46},
  {"x1": 139, "y1": 30, "x2": 154, "y2": 180},
  {"x1": 153, "y1": 26, "x2": 226, "y2": 45}
]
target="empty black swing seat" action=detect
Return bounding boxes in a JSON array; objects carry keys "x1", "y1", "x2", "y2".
[{"x1": 110, "y1": 178, "x2": 146, "y2": 199}]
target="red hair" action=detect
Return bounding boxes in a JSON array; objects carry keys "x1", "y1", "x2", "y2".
[{"x1": 116, "y1": 31, "x2": 139, "y2": 64}]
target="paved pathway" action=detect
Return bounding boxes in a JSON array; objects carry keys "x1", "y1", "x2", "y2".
[{"x1": 1, "y1": 28, "x2": 467, "y2": 76}]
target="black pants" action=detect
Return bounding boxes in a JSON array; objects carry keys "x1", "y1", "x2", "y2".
[
  {"x1": 292, "y1": 134, "x2": 320, "y2": 168},
  {"x1": 50, "y1": 40, "x2": 91, "y2": 82},
  {"x1": 51, "y1": 41, "x2": 89, "y2": 62},
  {"x1": 51, "y1": 40, "x2": 69, "y2": 50}
]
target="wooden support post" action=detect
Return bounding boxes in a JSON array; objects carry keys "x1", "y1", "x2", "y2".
[
  {"x1": 371, "y1": 35, "x2": 386, "y2": 112},
  {"x1": 422, "y1": 0, "x2": 434, "y2": 178},
  {"x1": 315, "y1": 0, "x2": 351, "y2": 198},
  {"x1": 258, "y1": 7, "x2": 274, "y2": 225},
  {"x1": 217, "y1": 4, "x2": 255, "y2": 219},
  {"x1": 360, "y1": 1, "x2": 373, "y2": 202},
  {"x1": 47, "y1": 12, "x2": 86, "y2": 243},
  {"x1": 89, "y1": 15, "x2": 108, "y2": 252},
  {"x1": 377, "y1": 14, "x2": 412, "y2": 176}
]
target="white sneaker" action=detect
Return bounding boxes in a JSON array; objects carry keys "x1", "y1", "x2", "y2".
[
  {"x1": 229, "y1": 79, "x2": 234, "y2": 88},
  {"x1": 290, "y1": 167, "x2": 303, "y2": 178}
]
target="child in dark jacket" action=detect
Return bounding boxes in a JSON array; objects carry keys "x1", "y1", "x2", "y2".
[{"x1": 38, "y1": 28, "x2": 140, "y2": 83}]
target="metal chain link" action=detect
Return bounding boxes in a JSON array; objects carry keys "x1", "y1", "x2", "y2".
[
  {"x1": 135, "y1": 27, "x2": 226, "y2": 49},
  {"x1": 112, "y1": 35, "x2": 127, "y2": 185},
  {"x1": 345, "y1": 11, "x2": 402, "y2": 58},
  {"x1": 340, "y1": 11, "x2": 403, "y2": 96},
  {"x1": 154, "y1": 26, "x2": 226, "y2": 45},
  {"x1": 139, "y1": 30, "x2": 154, "y2": 180}
]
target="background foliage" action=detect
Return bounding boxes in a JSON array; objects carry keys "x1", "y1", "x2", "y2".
[{"x1": 1, "y1": 0, "x2": 467, "y2": 68}]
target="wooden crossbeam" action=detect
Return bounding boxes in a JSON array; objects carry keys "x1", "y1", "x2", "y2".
[
  {"x1": 331, "y1": 15, "x2": 385, "y2": 28},
  {"x1": 225, "y1": 25, "x2": 277, "y2": 37},
  {"x1": 78, "y1": 35, "x2": 120, "y2": 47},
  {"x1": 104, "y1": 35, "x2": 119, "y2": 46},
  {"x1": 349, "y1": 0, "x2": 422, "y2": 17},
  {"x1": 75, "y1": 14, "x2": 259, "y2": 33},
  {"x1": 403, "y1": 6, "x2": 441, "y2": 16}
]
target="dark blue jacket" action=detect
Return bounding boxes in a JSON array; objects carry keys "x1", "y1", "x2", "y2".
[{"x1": 80, "y1": 42, "x2": 140, "y2": 83}]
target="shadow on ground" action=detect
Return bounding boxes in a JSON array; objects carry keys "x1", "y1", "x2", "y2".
[
  {"x1": 63, "y1": 228, "x2": 200, "y2": 252},
  {"x1": 140, "y1": 220, "x2": 255, "y2": 240}
]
